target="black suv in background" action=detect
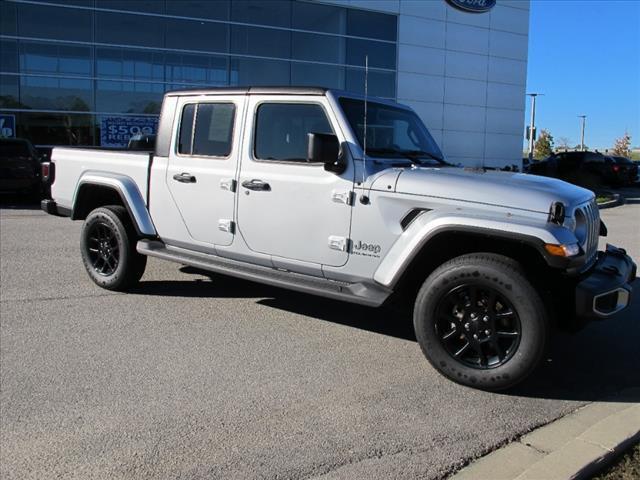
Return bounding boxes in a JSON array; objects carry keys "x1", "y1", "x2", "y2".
[
  {"x1": 528, "y1": 151, "x2": 634, "y2": 188},
  {"x1": 0, "y1": 138, "x2": 43, "y2": 196},
  {"x1": 610, "y1": 156, "x2": 638, "y2": 186}
]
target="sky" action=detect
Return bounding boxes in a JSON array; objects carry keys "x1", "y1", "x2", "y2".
[{"x1": 525, "y1": 0, "x2": 640, "y2": 150}]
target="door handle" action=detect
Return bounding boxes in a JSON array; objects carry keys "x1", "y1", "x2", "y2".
[
  {"x1": 173, "y1": 172, "x2": 196, "y2": 183},
  {"x1": 241, "y1": 179, "x2": 271, "y2": 191}
]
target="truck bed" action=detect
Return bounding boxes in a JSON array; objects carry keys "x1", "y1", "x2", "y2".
[{"x1": 51, "y1": 147, "x2": 152, "y2": 211}]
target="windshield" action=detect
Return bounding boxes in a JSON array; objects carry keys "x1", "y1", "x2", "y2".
[{"x1": 339, "y1": 97, "x2": 446, "y2": 165}]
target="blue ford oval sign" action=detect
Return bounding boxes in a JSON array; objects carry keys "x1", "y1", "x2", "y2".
[{"x1": 446, "y1": 0, "x2": 496, "y2": 13}]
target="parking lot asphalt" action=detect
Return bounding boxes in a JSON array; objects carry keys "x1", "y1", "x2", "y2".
[{"x1": 1, "y1": 197, "x2": 638, "y2": 480}]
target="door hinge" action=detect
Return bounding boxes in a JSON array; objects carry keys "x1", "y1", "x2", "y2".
[
  {"x1": 220, "y1": 178, "x2": 237, "y2": 192},
  {"x1": 332, "y1": 190, "x2": 354, "y2": 206},
  {"x1": 328, "y1": 235, "x2": 349, "y2": 252},
  {"x1": 218, "y1": 219, "x2": 235, "y2": 234}
]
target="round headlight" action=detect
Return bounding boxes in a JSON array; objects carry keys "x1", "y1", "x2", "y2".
[{"x1": 574, "y1": 208, "x2": 587, "y2": 246}]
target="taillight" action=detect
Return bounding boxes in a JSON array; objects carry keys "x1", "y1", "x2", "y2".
[
  {"x1": 41, "y1": 162, "x2": 54, "y2": 184},
  {"x1": 612, "y1": 165, "x2": 620, "y2": 172}
]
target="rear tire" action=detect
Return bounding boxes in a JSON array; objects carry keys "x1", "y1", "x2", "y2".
[
  {"x1": 80, "y1": 205, "x2": 147, "y2": 291},
  {"x1": 413, "y1": 253, "x2": 548, "y2": 391}
]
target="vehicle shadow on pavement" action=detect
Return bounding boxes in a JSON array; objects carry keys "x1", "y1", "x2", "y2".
[
  {"x1": 0, "y1": 195, "x2": 41, "y2": 210},
  {"x1": 137, "y1": 269, "x2": 638, "y2": 403}
]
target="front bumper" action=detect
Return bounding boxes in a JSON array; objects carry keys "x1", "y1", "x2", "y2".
[{"x1": 575, "y1": 244, "x2": 636, "y2": 321}]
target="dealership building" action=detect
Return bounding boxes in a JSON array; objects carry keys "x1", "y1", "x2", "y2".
[{"x1": 0, "y1": 0, "x2": 529, "y2": 167}]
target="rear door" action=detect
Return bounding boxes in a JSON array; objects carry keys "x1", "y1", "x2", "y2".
[
  {"x1": 166, "y1": 96, "x2": 243, "y2": 246},
  {"x1": 236, "y1": 96, "x2": 353, "y2": 268}
]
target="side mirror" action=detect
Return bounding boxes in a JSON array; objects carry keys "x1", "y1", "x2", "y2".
[{"x1": 307, "y1": 133, "x2": 346, "y2": 174}]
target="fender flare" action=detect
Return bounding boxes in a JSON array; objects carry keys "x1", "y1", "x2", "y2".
[
  {"x1": 72, "y1": 172, "x2": 157, "y2": 236},
  {"x1": 374, "y1": 212, "x2": 579, "y2": 288}
]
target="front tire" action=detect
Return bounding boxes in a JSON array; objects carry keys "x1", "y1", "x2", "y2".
[
  {"x1": 413, "y1": 253, "x2": 548, "y2": 391},
  {"x1": 80, "y1": 206, "x2": 147, "y2": 291}
]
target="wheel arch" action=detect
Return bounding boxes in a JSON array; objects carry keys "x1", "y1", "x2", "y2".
[{"x1": 72, "y1": 173, "x2": 156, "y2": 237}]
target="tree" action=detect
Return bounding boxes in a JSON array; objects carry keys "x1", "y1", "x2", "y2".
[
  {"x1": 534, "y1": 129, "x2": 554, "y2": 159},
  {"x1": 556, "y1": 136, "x2": 571, "y2": 151},
  {"x1": 612, "y1": 131, "x2": 632, "y2": 157}
]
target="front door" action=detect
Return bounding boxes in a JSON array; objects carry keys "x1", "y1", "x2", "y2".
[
  {"x1": 237, "y1": 98, "x2": 353, "y2": 267},
  {"x1": 166, "y1": 96, "x2": 243, "y2": 246}
]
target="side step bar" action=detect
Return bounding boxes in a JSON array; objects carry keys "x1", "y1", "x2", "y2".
[{"x1": 137, "y1": 240, "x2": 391, "y2": 307}]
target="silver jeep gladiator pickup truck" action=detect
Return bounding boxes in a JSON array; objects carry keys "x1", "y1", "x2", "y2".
[{"x1": 41, "y1": 87, "x2": 636, "y2": 391}]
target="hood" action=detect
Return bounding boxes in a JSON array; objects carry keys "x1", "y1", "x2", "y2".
[{"x1": 393, "y1": 167, "x2": 593, "y2": 213}]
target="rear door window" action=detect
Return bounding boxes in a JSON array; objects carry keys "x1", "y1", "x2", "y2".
[{"x1": 177, "y1": 102, "x2": 235, "y2": 157}]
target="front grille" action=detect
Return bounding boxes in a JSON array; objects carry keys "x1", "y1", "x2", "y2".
[{"x1": 578, "y1": 199, "x2": 599, "y2": 266}]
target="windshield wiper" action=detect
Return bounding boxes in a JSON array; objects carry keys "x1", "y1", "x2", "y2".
[
  {"x1": 367, "y1": 148, "x2": 448, "y2": 166},
  {"x1": 396, "y1": 150, "x2": 447, "y2": 165}
]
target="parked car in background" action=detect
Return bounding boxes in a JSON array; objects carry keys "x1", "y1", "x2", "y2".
[
  {"x1": 610, "y1": 156, "x2": 638, "y2": 185},
  {"x1": 0, "y1": 138, "x2": 42, "y2": 196},
  {"x1": 528, "y1": 151, "x2": 628, "y2": 189}
]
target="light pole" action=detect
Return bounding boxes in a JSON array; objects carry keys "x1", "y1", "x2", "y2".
[
  {"x1": 578, "y1": 115, "x2": 587, "y2": 151},
  {"x1": 527, "y1": 93, "x2": 543, "y2": 161}
]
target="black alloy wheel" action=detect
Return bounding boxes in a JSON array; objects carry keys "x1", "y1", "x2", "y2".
[
  {"x1": 413, "y1": 253, "x2": 548, "y2": 391},
  {"x1": 435, "y1": 284, "x2": 521, "y2": 369},
  {"x1": 86, "y1": 221, "x2": 120, "y2": 276},
  {"x1": 80, "y1": 205, "x2": 147, "y2": 291}
]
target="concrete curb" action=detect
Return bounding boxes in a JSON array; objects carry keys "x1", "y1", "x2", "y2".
[
  {"x1": 597, "y1": 193, "x2": 623, "y2": 209},
  {"x1": 449, "y1": 389, "x2": 640, "y2": 480}
]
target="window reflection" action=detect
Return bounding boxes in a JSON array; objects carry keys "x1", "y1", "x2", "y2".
[
  {"x1": 96, "y1": 81, "x2": 164, "y2": 114},
  {"x1": 292, "y1": 33, "x2": 345, "y2": 64},
  {"x1": 20, "y1": 76, "x2": 93, "y2": 111},
  {"x1": 1, "y1": 40, "x2": 19, "y2": 73},
  {"x1": 4, "y1": 0, "x2": 399, "y2": 147},
  {"x1": 291, "y1": 63, "x2": 345, "y2": 89},
  {"x1": 20, "y1": 42, "x2": 92, "y2": 76},
  {"x1": 230, "y1": 57, "x2": 290, "y2": 86},
  {"x1": 231, "y1": 0, "x2": 291, "y2": 28},
  {"x1": 166, "y1": 0, "x2": 230, "y2": 20},
  {"x1": 346, "y1": 38, "x2": 396, "y2": 70},
  {"x1": 292, "y1": 2, "x2": 345, "y2": 35},
  {"x1": 231, "y1": 26, "x2": 291, "y2": 59},
  {"x1": 17, "y1": 4, "x2": 92, "y2": 42},
  {"x1": 96, "y1": 12, "x2": 164, "y2": 48},
  {"x1": 16, "y1": 111, "x2": 96, "y2": 146},
  {"x1": 346, "y1": 68, "x2": 396, "y2": 98}
]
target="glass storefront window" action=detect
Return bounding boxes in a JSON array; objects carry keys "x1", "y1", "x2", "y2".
[
  {"x1": 166, "y1": 0, "x2": 230, "y2": 21},
  {"x1": 346, "y1": 38, "x2": 396, "y2": 70},
  {"x1": 0, "y1": 40, "x2": 19, "y2": 73},
  {"x1": 0, "y1": 75, "x2": 20, "y2": 108},
  {"x1": 2, "y1": 0, "x2": 399, "y2": 148},
  {"x1": 20, "y1": 42, "x2": 92, "y2": 76},
  {"x1": 0, "y1": 1, "x2": 17, "y2": 37},
  {"x1": 20, "y1": 76, "x2": 93, "y2": 111},
  {"x1": 291, "y1": 32, "x2": 345, "y2": 64},
  {"x1": 96, "y1": 1, "x2": 165, "y2": 14},
  {"x1": 17, "y1": 4, "x2": 92, "y2": 42},
  {"x1": 291, "y1": 63, "x2": 345, "y2": 89},
  {"x1": 165, "y1": 53, "x2": 228, "y2": 85},
  {"x1": 95, "y1": 80, "x2": 164, "y2": 114},
  {"x1": 345, "y1": 68, "x2": 396, "y2": 99},
  {"x1": 165, "y1": 17, "x2": 229, "y2": 53},
  {"x1": 16, "y1": 112, "x2": 96, "y2": 146},
  {"x1": 347, "y1": 9, "x2": 397, "y2": 42},
  {"x1": 231, "y1": 0, "x2": 291, "y2": 28},
  {"x1": 292, "y1": 2, "x2": 345, "y2": 35},
  {"x1": 230, "y1": 57, "x2": 290, "y2": 86},
  {"x1": 96, "y1": 11, "x2": 165, "y2": 49},
  {"x1": 96, "y1": 48, "x2": 164, "y2": 81},
  {"x1": 231, "y1": 26, "x2": 291, "y2": 59}
]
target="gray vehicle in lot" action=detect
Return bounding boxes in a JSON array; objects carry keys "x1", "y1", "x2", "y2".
[{"x1": 41, "y1": 87, "x2": 636, "y2": 391}]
